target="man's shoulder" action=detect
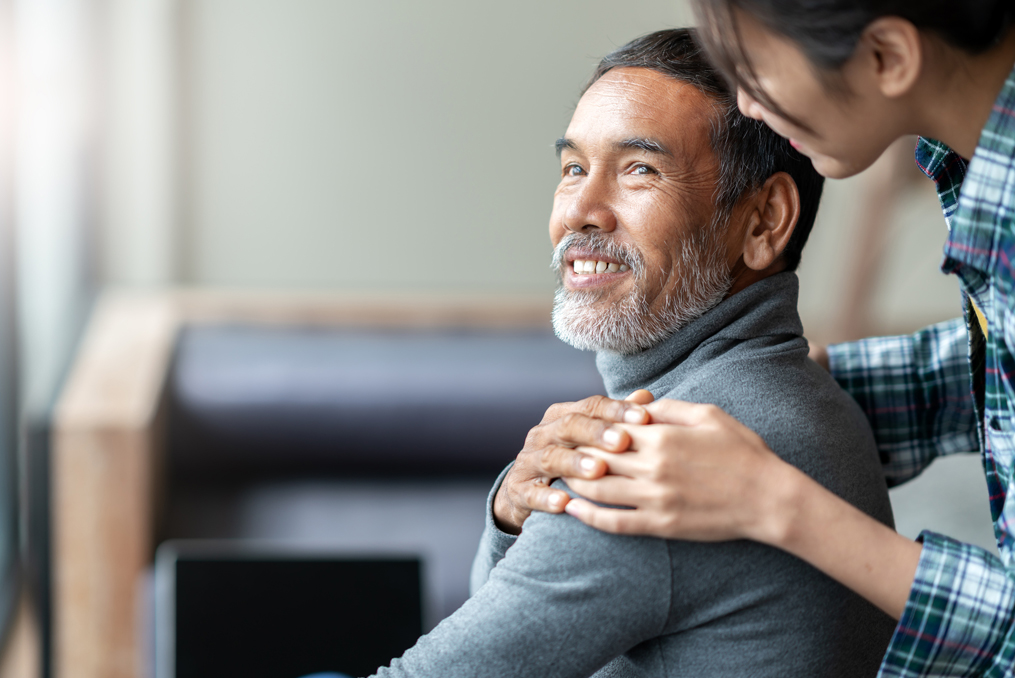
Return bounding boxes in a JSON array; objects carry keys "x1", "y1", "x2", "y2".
[
  {"x1": 494, "y1": 489, "x2": 672, "y2": 599},
  {"x1": 662, "y1": 334, "x2": 848, "y2": 417},
  {"x1": 661, "y1": 342, "x2": 890, "y2": 518}
]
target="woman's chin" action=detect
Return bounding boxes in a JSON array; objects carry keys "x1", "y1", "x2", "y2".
[{"x1": 809, "y1": 152, "x2": 875, "y2": 180}]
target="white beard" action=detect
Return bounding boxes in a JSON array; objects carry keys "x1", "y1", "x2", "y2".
[{"x1": 551, "y1": 221, "x2": 732, "y2": 355}]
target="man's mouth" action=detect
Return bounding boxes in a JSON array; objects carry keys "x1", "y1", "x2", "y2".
[
  {"x1": 551, "y1": 234, "x2": 641, "y2": 291},
  {"x1": 562, "y1": 250, "x2": 635, "y2": 291},
  {"x1": 571, "y1": 258, "x2": 630, "y2": 275}
]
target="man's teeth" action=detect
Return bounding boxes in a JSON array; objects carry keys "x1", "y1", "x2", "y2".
[{"x1": 572, "y1": 259, "x2": 629, "y2": 274}]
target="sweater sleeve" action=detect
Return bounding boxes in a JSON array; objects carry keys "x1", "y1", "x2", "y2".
[
  {"x1": 370, "y1": 489, "x2": 671, "y2": 678},
  {"x1": 469, "y1": 464, "x2": 518, "y2": 596}
]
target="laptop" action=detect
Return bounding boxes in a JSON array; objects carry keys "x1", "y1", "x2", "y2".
[{"x1": 154, "y1": 541, "x2": 423, "y2": 678}]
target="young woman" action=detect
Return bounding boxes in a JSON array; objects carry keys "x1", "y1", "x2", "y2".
[{"x1": 494, "y1": 2, "x2": 1015, "y2": 675}]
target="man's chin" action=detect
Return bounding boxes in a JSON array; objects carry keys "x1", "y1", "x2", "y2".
[{"x1": 551, "y1": 289, "x2": 658, "y2": 355}]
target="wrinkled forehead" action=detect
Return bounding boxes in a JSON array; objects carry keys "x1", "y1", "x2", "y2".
[{"x1": 566, "y1": 67, "x2": 718, "y2": 163}]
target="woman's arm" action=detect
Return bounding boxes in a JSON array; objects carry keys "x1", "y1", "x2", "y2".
[
  {"x1": 826, "y1": 318, "x2": 977, "y2": 485},
  {"x1": 562, "y1": 400, "x2": 921, "y2": 618}
]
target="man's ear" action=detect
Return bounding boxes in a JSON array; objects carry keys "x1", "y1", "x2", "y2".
[
  {"x1": 858, "y1": 17, "x2": 922, "y2": 99},
  {"x1": 740, "y1": 171, "x2": 799, "y2": 272}
]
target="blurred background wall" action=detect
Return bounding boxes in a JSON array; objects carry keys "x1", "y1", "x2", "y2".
[
  {"x1": 0, "y1": 0, "x2": 989, "y2": 672},
  {"x1": 97, "y1": 0, "x2": 964, "y2": 329}
]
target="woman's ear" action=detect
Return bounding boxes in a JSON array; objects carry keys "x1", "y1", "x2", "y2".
[
  {"x1": 740, "y1": 171, "x2": 799, "y2": 272},
  {"x1": 859, "y1": 16, "x2": 923, "y2": 99}
]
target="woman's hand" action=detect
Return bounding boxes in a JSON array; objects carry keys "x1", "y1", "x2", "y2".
[
  {"x1": 492, "y1": 390, "x2": 654, "y2": 535},
  {"x1": 562, "y1": 400, "x2": 796, "y2": 544},
  {"x1": 562, "y1": 398, "x2": 922, "y2": 619}
]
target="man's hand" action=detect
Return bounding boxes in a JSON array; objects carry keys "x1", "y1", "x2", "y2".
[{"x1": 493, "y1": 391, "x2": 653, "y2": 535}]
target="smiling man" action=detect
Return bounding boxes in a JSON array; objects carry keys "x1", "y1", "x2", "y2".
[{"x1": 368, "y1": 29, "x2": 896, "y2": 678}]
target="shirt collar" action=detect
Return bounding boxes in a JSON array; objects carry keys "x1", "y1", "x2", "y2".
[{"x1": 917, "y1": 60, "x2": 1015, "y2": 276}]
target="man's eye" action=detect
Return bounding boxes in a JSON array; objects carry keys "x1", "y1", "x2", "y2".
[
  {"x1": 632, "y1": 164, "x2": 657, "y2": 175},
  {"x1": 564, "y1": 163, "x2": 585, "y2": 177}
]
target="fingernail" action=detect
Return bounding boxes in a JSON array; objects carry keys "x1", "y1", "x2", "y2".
[
  {"x1": 602, "y1": 428, "x2": 622, "y2": 446},
  {"x1": 564, "y1": 501, "x2": 581, "y2": 517},
  {"x1": 580, "y1": 456, "x2": 598, "y2": 474},
  {"x1": 547, "y1": 493, "x2": 564, "y2": 510},
  {"x1": 624, "y1": 407, "x2": 646, "y2": 423}
]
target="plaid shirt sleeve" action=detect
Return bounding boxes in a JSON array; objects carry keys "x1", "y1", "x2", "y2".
[
  {"x1": 880, "y1": 532, "x2": 1015, "y2": 677},
  {"x1": 826, "y1": 318, "x2": 978, "y2": 487}
]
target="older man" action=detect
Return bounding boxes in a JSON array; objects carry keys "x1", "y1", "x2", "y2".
[{"x1": 369, "y1": 29, "x2": 895, "y2": 678}]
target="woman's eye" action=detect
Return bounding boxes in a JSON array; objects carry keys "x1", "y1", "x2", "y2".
[
  {"x1": 632, "y1": 164, "x2": 656, "y2": 175},
  {"x1": 564, "y1": 163, "x2": 585, "y2": 177}
]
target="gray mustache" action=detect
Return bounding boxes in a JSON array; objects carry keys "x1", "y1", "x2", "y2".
[{"x1": 550, "y1": 232, "x2": 644, "y2": 275}]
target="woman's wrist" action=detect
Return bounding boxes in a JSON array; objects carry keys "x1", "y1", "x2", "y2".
[
  {"x1": 751, "y1": 456, "x2": 921, "y2": 619},
  {"x1": 746, "y1": 456, "x2": 810, "y2": 548}
]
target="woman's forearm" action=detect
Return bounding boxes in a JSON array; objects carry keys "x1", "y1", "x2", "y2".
[{"x1": 763, "y1": 462, "x2": 922, "y2": 620}]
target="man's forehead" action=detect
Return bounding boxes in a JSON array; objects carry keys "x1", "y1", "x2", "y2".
[{"x1": 564, "y1": 67, "x2": 715, "y2": 156}]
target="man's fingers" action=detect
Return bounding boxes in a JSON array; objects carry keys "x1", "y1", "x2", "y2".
[
  {"x1": 580, "y1": 394, "x2": 649, "y2": 424},
  {"x1": 552, "y1": 412, "x2": 631, "y2": 453},
  {"x1": 537, "y1": 444, "x2": 607, "y2": 480},
  {"x1": 523, "y1": 483, "x2": 571, "y2": 513},
  {"x1": 574, "y1": 444, "x2": 652, "y2": 477},
  {"x1": 546, "y1": 395, "x2": 649, "y2": 426},
  {"x1": 564, "y1": 499, "x2": 652, "y2": 534}
]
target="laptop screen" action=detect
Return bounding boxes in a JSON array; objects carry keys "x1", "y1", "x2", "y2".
[{"x1": 157, "y1": 544, "x2": 422, "y2": 678}]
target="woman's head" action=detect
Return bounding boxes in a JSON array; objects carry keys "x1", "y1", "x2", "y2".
[{"x1": 693, "y1": 0, "x2": 1015, "y2": 177}]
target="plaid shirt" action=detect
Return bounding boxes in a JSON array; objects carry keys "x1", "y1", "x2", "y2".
[{"x1": 827, "y1": 65, "x2": 1015, "y2": 677}]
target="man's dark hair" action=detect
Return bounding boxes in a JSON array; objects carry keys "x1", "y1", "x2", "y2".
[{"x1": 584, "y1": 28, "x2": 823, "y2": 272}]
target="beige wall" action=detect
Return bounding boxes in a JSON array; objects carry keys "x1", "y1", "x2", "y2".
[
  {"x1": 175, "y1": 0, "x2": 693, "y2": 292},
  {"x1": 800, "y1": 167, "x2": 960, "y2": 340},
  {"x1": 100, "y1": 0, "x2": 963, "y2": 337}
]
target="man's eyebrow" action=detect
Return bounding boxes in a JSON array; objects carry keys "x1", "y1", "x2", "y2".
[
  {"x1": 555, "y1": 137, "x2": 577, "y2": 157},
  {"x1": 617, "y1": 137, "x2": 671, "y2": 155}
]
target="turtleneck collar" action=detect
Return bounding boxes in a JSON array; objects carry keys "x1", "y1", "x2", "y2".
[{"x1": 595, "y1": 272, "x2": 804, "y2": 399}]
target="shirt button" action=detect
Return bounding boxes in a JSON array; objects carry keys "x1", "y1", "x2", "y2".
[{"x1": 990, "y1": 416, "x2": 1002, "y2": 431}]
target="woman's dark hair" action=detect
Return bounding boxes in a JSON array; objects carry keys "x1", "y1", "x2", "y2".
[
  {"x1": 694, "y1": 0, "x2": 1015, "y2": 117},
  {"x1": 586, "y1": 28, "x2": 823, "y2": 272}
]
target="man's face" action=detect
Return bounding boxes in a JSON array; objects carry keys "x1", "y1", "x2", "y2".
[{"x1": 550, "y1": 67, "x2": 733, "y2": 354}]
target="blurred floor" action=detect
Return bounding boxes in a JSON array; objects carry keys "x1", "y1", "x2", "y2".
[{"x1": 889, "y1": 454, "x2": 999, "y2": 557}]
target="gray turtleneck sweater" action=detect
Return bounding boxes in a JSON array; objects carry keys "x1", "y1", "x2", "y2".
[{"x1": 371, "y1": 272, "x2": 896, "y2": 678}]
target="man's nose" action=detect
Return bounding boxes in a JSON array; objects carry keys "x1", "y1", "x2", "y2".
[
  {"x1": 737, "y1": 88, "x2": 764, "y2": 121},
  {"x1": 563, "y1": 177, "x2": 617, "y2": 234}
]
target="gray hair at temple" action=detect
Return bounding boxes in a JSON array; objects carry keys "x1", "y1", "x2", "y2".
[{"x1": 584, "y1": 28, "x2": 824, "y2": 271}]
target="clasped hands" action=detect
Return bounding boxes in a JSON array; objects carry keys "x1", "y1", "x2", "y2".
[{"x1": 493, "y1": 391, "x2": 791, "y2": 545}]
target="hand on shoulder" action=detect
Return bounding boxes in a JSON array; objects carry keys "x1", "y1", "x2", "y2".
[
  {"x1": 563, "y1": 400, "x2": 799, "y2": 545},
  {"x1": 493, "y1": 391, "x2": 653, "y2": 535}
]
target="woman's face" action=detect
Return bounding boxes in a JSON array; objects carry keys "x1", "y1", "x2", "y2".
[{"x1": 732, "y1": 11, "x2": 908, "y2": 178}]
